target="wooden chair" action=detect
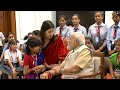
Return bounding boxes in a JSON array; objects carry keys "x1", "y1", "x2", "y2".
[{"x1": 76, "y1": 52, "x2": 105, "y2": 79}]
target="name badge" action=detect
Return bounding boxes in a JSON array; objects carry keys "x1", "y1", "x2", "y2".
[{"x1": 95, "y1": 37, "x2": 99, "y2": 43}]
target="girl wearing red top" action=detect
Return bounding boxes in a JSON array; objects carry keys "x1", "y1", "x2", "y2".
[
  {"x1": 40, "y1": 20, "x2": 69, "y2": 71},
  {"x1": 23, "y1": 37, "x2": 46, "y2": 79}
]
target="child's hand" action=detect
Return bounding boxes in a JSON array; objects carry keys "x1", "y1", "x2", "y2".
[
  {"x1": 52, "y1": 66, "x2": 61, "y2": 74},
  {"x1": 32, "y1": 67, "x2": 38, "y2": 71},
  {"x1": 34, "y1": 69, "x2": 41, "y2": 74},
  {"x1": 12, "y1": 68, "x2": 16, "y2": 73},
  {"x1": 40, "y1": 72, "x2": 49, "y2": 79}
]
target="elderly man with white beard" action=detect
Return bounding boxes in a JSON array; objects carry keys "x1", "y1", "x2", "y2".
[{"x1": 40, "y1": 32, "x2": 94, "y2": 79}]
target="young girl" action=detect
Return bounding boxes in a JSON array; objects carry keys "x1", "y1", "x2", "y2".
[
  {"x1": 56, "y1": 15, "x2": 72, "y2": 46},
  {"x1": 0, "y1": 32, "x2": 20, "y2": 63},
  {"x1": 88, "y1": 11, "x2": 108, "y2": 55},
  {"x1": 56, "y1": 15, "x2": 71, "y2": 39},
  {"x1": 70, "y1": 14, "x2": 87, "y2": 36},
  {"x1": 0, "y1": 39, "x2": 23, "y2": 79},
  {"x1": 107, "y1": 11, "x2": 120, "y2": 56},
  {"x1": 23, "y1": 37, "x2": 46, "y2": 79},
  {"x1": 85, "y1": 36, "x2": 95, "y2": 52},
  {"x1": 106, "y1": 38, "x2": 120, "y2": 79}
]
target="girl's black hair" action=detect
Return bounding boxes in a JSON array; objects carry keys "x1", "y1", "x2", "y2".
[
  {"x1": 25, "y1": 37, "x2": 42, "y2": 55},
  {"x1": 8, "y1": 39, "x2": 17, "y2": 45},
  {"x1": 95, "y1": 11, "x2": 104, "y2": 17},
  {"x1": 67, "y1": 19, "x2": 73, "y2": 26},
  {"x1": 85, "y1": 36, "x2": 93, "y2": 43},
  {"x1": 5, "y1": 32, "x2": 14, "y2": 43},
  {"x1": 24, "y1": 32, "x2": 33, "y2": 40},
  {"x1": 40, "y1": 20, "x2": 56, "y2": 45},
  {"x1": 58, "y1": 15, "x2": 67, "y2": 21},
  {"x1": 5, "y1": 32, "x2": 19, "y2": 43},
  {"x1": 32, "y1": 30, "x2": 40, "y2": 37},
  {"x1": 73, "y1": 14, "x2": 80, "y2": 19}
]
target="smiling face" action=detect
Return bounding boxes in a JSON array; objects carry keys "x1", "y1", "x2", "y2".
[
  {"x1": 72, "y1": 15, "x2": 80, "y2": 26},
  {"x1": 94, "y1": 11, "x2": 103, "y2": 24},
  {"x1": 112, "y1": 11, "x2": 120, "y2": 24},
  {"x1": 8, "y1": 34, "x2": 15, "y2": 41},
  {"x1": 59, "y1": 17, "x2": 67, "y2": 28},
  {"x1": 44, "y1": 28, "x2": 54, "y2": 40}
]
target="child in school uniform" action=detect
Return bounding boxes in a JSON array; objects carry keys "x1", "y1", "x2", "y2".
[
  {"x1": 0, "y1": 32, "x2": 20, "y2": 63},
  {"x1": 70, "y1": 14, "x2": 87, "y2": 37},
  {"x1": 56, "y1": 15, "x2": 72, "y2": 46},
  {"x1": 106, "y1": 38, "x2": 120, "y2": 79},
  {"x1": 0, "y1": 39, "x2": 23, "y2": 79},
  {"x1": 88, "y1": 11, "x2": 108, "y2": 55},
  {"x1": 23, "y1": 37, "x2": 46, "y2": 79},
  {"x1": 107, "y1": 11, "x2": 120, "y2": 56}
]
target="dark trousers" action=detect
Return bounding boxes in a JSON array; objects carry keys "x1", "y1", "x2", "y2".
[{"x1": 0, "y1": 46, "x2": 3, "y2": 57}]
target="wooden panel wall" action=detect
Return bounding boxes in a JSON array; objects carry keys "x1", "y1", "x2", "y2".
[{"x1": 0, "y1": 11, "x2": 16, "y2": 39}]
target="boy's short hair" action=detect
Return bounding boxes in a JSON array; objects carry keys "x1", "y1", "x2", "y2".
[{"x1": 9, "y1": 39, "x2": 17, "y2": 45}]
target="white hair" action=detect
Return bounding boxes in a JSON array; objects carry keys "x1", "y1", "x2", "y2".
[{"x1": 72, "y1": 32, "x2": 85, "y2": 46}]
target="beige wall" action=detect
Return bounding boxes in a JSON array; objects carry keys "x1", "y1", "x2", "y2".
[
  {"x1": 15, "y1": 11, "x2": 56, "y2": 44},
  {"x1": 105, "y1": 11, "x2": 114, "y2": 29}
]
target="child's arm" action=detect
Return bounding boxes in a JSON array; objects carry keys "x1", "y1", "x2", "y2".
[
  {"x1": 18, "y1": 50, "x2": 23, "y2": 66},
  {"x1": 0, "y1": 53, "x2": 4, "y2": 63},
  {"x1": 4, "y1": 50, "x2": 15, "y2": 72},
  {"x1": 7, "y1": 59, "x2": 15, "y2": 72},
  {"x1": 24, "y1": 65, "x2": 34, "y2": 74},
  {"x1": 34, "y1": 65, "x2": 46, "y2": 74},
  {"x1": 18, "y1": 59, "x2": 23, "y2": 66}
]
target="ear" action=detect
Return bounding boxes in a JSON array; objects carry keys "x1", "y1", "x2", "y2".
[
  {"x1": 78, "y1": 19, "x2": 80, "y2": 23},
  {"x1": 74, "y1": 41, "x2": 78, "y2": 46}
]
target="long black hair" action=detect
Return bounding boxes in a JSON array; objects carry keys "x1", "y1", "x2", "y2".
[
  {"x1": 5, "y1": 32, "x2": 14, "y2": 43},
  {"x1": 5, "y1": 32, "x2": 19, "y2": 43},
  {"x1": 33, "y1": 30, "x2": 41, "y2": 37},
  {"x1": 25, "y1": 37, "x2": 42, "y2": 55},
  {"x1": 24, "y1": 32, "x2": 33, "y2": 40},
  {"x1": 40, "y1": 20, "x2": 56, "y2": 45}
]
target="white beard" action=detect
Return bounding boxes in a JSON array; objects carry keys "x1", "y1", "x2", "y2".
[{"x1": 67, "y1": 44, "x2": 74, "y2": 51}]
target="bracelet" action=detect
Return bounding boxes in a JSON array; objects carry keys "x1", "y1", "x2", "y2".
[{"x1": 48, "y1": 71, "x2": 52, "y2": 79}]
